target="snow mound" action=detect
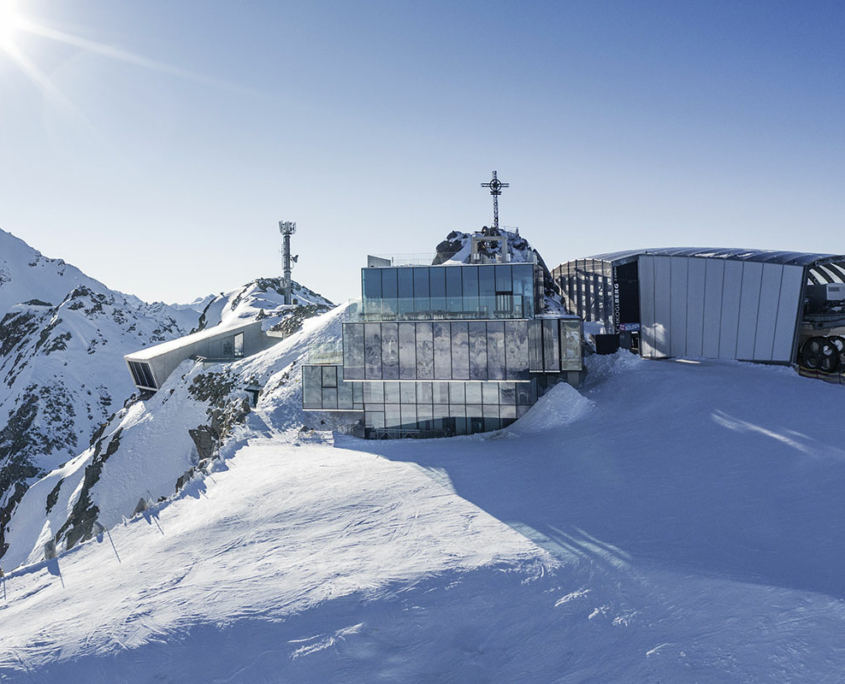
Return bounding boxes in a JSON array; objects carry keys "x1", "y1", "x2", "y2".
[
  {"x1": 508, "y1": 382, "x2": 594, "y2": 434},
  {"x1": 585, "y1": 348, "x2": 646, "y2": 379}
]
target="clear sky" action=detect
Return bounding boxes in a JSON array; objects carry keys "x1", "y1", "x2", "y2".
[{"x1": 1, "y1": 0, "x2": 844, "y2": 305}]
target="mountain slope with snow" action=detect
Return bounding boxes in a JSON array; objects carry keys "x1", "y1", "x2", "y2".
[{"x1": 1, "y1": 334, "x2": 844, "y2": 682}]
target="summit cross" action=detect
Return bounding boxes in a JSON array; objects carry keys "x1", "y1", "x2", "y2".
[{"x1": 481, "y1": 170, "x2": 509, "y2": 230}]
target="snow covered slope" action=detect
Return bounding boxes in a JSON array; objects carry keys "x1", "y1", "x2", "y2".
[
  {"x1": 0, "y1": 229, "x2": 205, "y2": 561},
  {"x1": 1, "y1": 338, "x2": 844, "y2": 682}
]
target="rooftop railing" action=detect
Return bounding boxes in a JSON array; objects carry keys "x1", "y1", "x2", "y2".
[{"x1": 343, "y1": 296, "x2": 532, "y2": 323}]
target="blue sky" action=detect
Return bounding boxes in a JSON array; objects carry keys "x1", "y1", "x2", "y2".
[{"x1": 1, "y1": 0, "x2": 844, "y2": 304}]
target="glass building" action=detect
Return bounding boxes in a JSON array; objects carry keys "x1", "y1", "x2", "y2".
[{"x1": 303, "y1": 258, "x2": 583, "y2": 438}]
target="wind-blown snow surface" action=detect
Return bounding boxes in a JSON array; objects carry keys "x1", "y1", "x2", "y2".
[{"x1": 2, "y1": 343, "x2": 845, "y2": 682}]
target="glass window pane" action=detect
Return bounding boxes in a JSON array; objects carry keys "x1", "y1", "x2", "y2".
[
  {"x1": 366, "y1": 410, "x2": 385, "y2": 429},
  {"x1": 385, "y1": 404, "x2": 401, "y2": 429},
  {"x1": 449, "y1": 381, "x2": 466, "y2": 405},
  {"x1": 499, "y1": 382, "x2": 516, "y2": 405},
  {"x1": 417, "y1": 382, "x2": 433, "y2": 404},
  {"x1": 381, "y1": 323, "x2": 399, "y2": 380},
  {"x1": 487, "y1": 322, "x2": 506, "y2": 380},
  {"x1": 479, "y1": 266, "x2": 496, "y2": 296},
  {"x1": 417, "y1": 404, "x2": 433, "y2": 428},
  {"x1": 415, "y1": 322, "x2": 434, "y2": 379},
  {"x1": 398, "y1": 269, "x2": 413, "y2": 316},
  {"x1": 462, "y1": 268, "x2": 479, "y2": 316},
  {"x1": 465, "y1": 382, "x2": 482, "y2": 405},
  {"x1": 446, "y1": 267, "x2": 463, "y2": 312},
  {"x1": 363, "y1": 381, "x2": 384, "y2": 404},
  {"x1": 322, "y1": 365, "x2": 337, "y2": 387},
  {"x1": 362, "y1": 269, "x2": 382, "y2": 318},
  {"x1": 543, "y1": 319, "x2": 560, "y2": 372},
  {"x1": 414, "y1": 268, "x2": 430, "y2": 314},
  {"x1": 528, "y1": 320, "x2": 544, "y2": 372},
  {"x1": 468, "y1": 321, "x2": 488, "y2": 380},
  {"x1": 302, "y1": 366, "x2": 323, "y2": 408},
  {"x1": 430, "y1": 267, "x2": 446, "y2": 315},
  {"x1": 482, "y1": 383, "x2": 499, "y2": 405},
  {"x1": 382, "y1": 268, "x2": 398, "y2": 300},
  {"x1": 399, "y1": 323, "x2": 416, "y2": 380},
  {"x1": 400, "y1": 383, "x2": 416, "y2": 404},
  {"x1": 400, "y1": 404, "x2": 416, "y2": 428},
  {"x1": 450, "y1": 322, "x2": 469, "y2": 380},
  {"x1": 337, "y1": 376, "x2": 354, "y2": 409},
  {"x1": 506, "y1": 320, "x2": 530, "y2": 379},
  {"x1": 561, "y1": 319, "x2": 583, "y2": 371},
  {"x1": 343, "y1": 323, "x2": 365, "y2": 379},
  {"x1": 322, "y1": 386, "x2": 338, "y2": 409},
  {"x1": 364, "y1": 323, "x2": 382, "y2": 379},
  {"x1": 433, "y1": 382, "x2": 450, "y2": 404},
  {"x1": 384, "y1": 381, "x2": 401, "y2": 404},
  {"x1": 433, "y1": 322, "x2": 452, "y2": 379},
  {"x1": 500, "y1": 404, "x2": 517, "y2": 422},
  {"x1": 495, "y1": 265, "x2": 513, "y2": 292},
  {"x1": 516, "y1": 380, "x2": 536, "y2": 405}
]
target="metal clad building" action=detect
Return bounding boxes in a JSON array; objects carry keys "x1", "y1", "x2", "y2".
[{"x1": 553, "y1": 248, "x2": 845, "y2": 365}]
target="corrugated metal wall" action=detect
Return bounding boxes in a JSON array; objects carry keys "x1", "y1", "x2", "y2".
[{"x1": 639, "y1": 256, "x2": 804, "y2": 363}]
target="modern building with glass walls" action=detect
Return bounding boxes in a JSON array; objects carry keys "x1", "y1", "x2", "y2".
[{"x1": 302, "y1": 257, "x2": 584, "y2": 438}]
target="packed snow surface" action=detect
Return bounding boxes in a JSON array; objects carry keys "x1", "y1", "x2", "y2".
[{"x1": 2, "y1": 352, "x2": 845, "y2": 682}]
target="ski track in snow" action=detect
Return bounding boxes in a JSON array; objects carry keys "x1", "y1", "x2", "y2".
[{"x1": 1, "y1": 344, "x2": 845, "y2": 681}]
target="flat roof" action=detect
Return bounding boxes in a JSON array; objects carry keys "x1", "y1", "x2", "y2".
[
  {"x1": 577, "y1": 247, "x2": 845, "y2": 268},
  {"x1": 124, "y1": 320, "x2": 260, "y2": 361}
]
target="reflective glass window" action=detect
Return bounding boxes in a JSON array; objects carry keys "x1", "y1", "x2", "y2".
[
  {"x1": 399, "y1": 323, "x2": 417, "y2": 380},
  {"x1": 449, "y1": 382, "x2": 466, "y2": 405},
  {"x1": 499, "y1": 382, "x2": 516, "y2": 405},
  {"x1": 561, "y1": 319, "x2": 583, "y2": 371},
  {"x1": 302, "y1": 366, "x2": 323, "y2": 408},
  {"x1": 450, "y1": 322, "x2": 469, "y2": 380},
  {"x1": 430, "y1": 267, "x2": 446, "y2": 315},
  {"x1": 337, "y1": 377, "x2": 354, "y2": 409},
  {"x1": 384, "y1": 381, "x2": 401, "y2": 404},
  {"x1": 528, "y1": 320, "x2": 544, "y2": 371},
  {"x1": 414, "y1": 268, "x2": 430, "y2": 313},
  {"x1": 381, "y1": 323, "x2": 399, "y2": 380},
  {"x1": 400, "y1": 383, "x2": 416, "y2": 404},
  {"x1": 482, "y1": 383, "x2": 499, "y2": 405},
  {"x1": 415, "y1": 322, "x2": 434, "y2": 379},
  {"x1": 468, "y1": 322, "x2": 488, "y2": 380},
  {"x1": 462, "y1": 268, "x2": 479, "y2": 315},
  {"x1": 321, "y1": 386, "x2": 338, "y2": 409},
  {"x1": 363, "y1": 381, "x2": 384, "y2": 404},
  {"x1": 433, "y1": 322, "x2": 452, "y2": 379},
  {"x1": 433, "y1": 382, "x2": 450, "y2": 404},
  {"x1": 343, "y1": 323, "x2": 365, "y2": 380},
  {"x1": 417, "y1": 382, "x2": 433, "y2": 404},
  {"x1": 446, "y1": 268, "x2": 463, "y2": 312},
  {"x1": 495, "y1": 265, "x2": 512, "y2": 292},
  {"x1": 384, "y1": 404, "x2": 401, "y2": 429},
  {"x1": 322, "y1": 366, "x2": 337, "y2": 387},
  {"x1": 465, "y1": 382, "x2": 482, "y2": 405},
  {"x1": 417, "y1": 404, "x2": 433, "y2": 429},
  {"x1": 487, "y1": 322, "x2": 506, "y2": 380},
  {"x1": 366, "y1": 410, "x2": 385, "y2": 429},
  {"x1": 506, "y1": 320, "x2": 530, "y2": 379},
  {"x1": 543, "y1": 319, "x2": 560, "y2": 372},
  {"x1": 400, "y1": 404, "x2": 416, "y2": 428},
  {"x1": 382, "y1": 268, "x2": 398, "y2": 300},
  {"x1": 364, "y1": 324, "x2": 382, "y2": 379},
  {"x1": 500, "y1": 405, "x2": 517, "y2": 423},
  {"x1": 398, "y1": 269, "x2": 414, "y2": 315}
]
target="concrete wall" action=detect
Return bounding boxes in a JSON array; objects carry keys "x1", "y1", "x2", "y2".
[{"x1": 639, "y1": 255, "x2": 804, "y2": 363}]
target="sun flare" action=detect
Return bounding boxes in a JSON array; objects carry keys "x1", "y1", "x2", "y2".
[{"x1": 0, "y1": 0, "x2": 21, "y2": 50}]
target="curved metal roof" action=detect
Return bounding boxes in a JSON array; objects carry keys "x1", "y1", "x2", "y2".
[{"x1": 585, "y1": 247, "x2": 844, "y2": 268}]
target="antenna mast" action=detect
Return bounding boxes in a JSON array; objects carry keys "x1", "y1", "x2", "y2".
[
  {"x1": 279, "y1": 221, "x2": 297, "y2": 305},
  {"x1": 481, "y1": 170, "x2": 509, "y2": 230}
]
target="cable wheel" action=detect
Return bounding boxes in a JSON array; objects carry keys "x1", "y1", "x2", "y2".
[{"x1": 801, "y1": 336, "x2": 832, "y2": 370}]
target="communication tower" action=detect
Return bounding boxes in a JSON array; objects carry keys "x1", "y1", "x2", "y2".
[{"x1": 279, "y1": 221, "x2": 298, "y2": 305}]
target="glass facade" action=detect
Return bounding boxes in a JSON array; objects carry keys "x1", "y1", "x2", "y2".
[
  {"x1": 361, "y1": 263, "x2": 535, "y2": 321},
  {"x1": 303, "y1": 259, "x2": 584, "y2": 438}
]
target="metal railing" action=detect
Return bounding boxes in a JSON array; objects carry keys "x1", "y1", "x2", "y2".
[{"x1": 344, "y1": 296, "x2": 531, "y2": 323}]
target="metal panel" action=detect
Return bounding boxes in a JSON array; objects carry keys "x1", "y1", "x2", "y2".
[
  {"x1": 638, "y1": 256, "x2": 656, "y2": 358},
  {"x1": 669, "y1": 257, "x2": 688, "y2": 358},
  {"x1": 685, "y1": 258, "x2": 706, "y2": 358},
  {"x1": 772, "y1": 265, "x2": 805, "y2": 362},
  {"x1": 718, "y1": 260, "x2": 743, "y2": 359},
  {"x1": 702, "y1": 259, "x2": 724, "y2": 358},
  {"x1": 753, "y1": 263, "x2": 784, "y2": 361},
  {"x1": 736, "y1": 262, "x2": 763, "y2": 360},
  {"x1": 652, "y1": 257, "x2": 672, "y2": 358}
]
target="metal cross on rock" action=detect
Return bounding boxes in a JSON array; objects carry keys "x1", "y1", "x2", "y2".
[{"x1": 481, "y1": 170, "x2": 509, "y2": 230}]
